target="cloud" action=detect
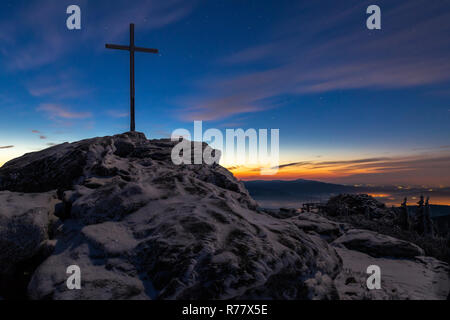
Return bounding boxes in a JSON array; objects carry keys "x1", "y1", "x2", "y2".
[
  {"x1": 266, "y1": 153, "x2": 450, "y2": 186},
  {"x1": 32, "y1": 130, "x2": 48, "y2": 140},
  {"x1": 0, "y1": 0, "x2": 197, "y2": 70},
  {"x1": 276, "y1": 161, "x2": 313, "y2": 169},
  {"x1": 179, "y1": 0, "x2": 450, "y2": 120},
  {"x1": 273, "y1": 157, "x2": 391, "y2": 170},
  {"x1": 26, "y1": 71, "x2": 92, "y2": 99},
  {"x1": 107, "y1": 110, "x2": 129, "y2": 118},
  {"x1": 37, "y1": 104, "x2": 92, "y2": 120},
  {"x1": 181, "y1": 99, "x2": 265, "y2": 121},
  {"x1": 312, "y1": 157, "x2": 392, "y2": 167},
  {"x1": 0, "y1": 145, "x2": 14, "y2": 149}
]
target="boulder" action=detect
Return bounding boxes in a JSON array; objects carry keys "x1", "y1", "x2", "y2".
[
  {"x1": 332, "y1": 229, "x2": 424, "y2": 258},
  {"x1": 0, "y1": 191, "x2": 59, "y2": 274},
  {"x1": 291, "y1": 212, "x2": 346, "y2": 242}
]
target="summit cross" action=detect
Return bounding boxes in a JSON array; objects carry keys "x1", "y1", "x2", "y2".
[{"x1": 106, "y1": 23, "x2": 159, "y2": 132}]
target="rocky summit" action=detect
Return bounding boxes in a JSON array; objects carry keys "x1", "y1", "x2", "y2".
[{"x1": 0, "y1": 132, "x2": 448, "y2": 300}]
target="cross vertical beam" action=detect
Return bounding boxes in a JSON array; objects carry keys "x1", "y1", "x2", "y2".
[
  {"x1": 130, "y1": 24, "x2": 135, "y2": 132},
  {"x1": 105, "y1": 23, "x2": 159, "y2": 132}
]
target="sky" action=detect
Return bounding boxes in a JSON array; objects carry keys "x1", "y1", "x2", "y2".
[{"x1": 0, "y1": 0, "x2": 449, "y2": 186}]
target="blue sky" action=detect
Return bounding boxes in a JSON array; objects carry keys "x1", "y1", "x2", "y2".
[{"x1": 0, "y1": 0, "x2": 449, "y2": 186}]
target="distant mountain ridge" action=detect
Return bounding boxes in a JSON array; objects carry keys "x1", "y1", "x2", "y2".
[
  {"x1": 244, "y1": 179, "x2": 357, "y2": 200},
  {"x1": 244, "y1": 179, "x2": 450, "y2": 217}
]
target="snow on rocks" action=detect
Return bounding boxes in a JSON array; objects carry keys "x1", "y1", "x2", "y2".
[
  {"x1": 331, "y1": 228, "x2": 449, "y2": 300},
  {"x1": 0, "y1": 132, "x2": 343, "y2": 300},
  {"x1": 0, "y1": 191, "x2": 59, "y2": 274},
  {"x1": 334, "y1": 247, "x2": 450, "y2": 300},
  {"x1": 332, "y1": 229, "x2": 424, "y2": 259},
  {"x1": 291, "y1": 212, "x2": 347, "y2": 242}
]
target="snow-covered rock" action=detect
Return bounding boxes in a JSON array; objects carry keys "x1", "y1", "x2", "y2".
[
  {"x1": 0, "y1": 191, "x2": 59, "y2": 274},
  {"x1": 334, "y1": 247, "x2": 449, "y2": 300},
  {"x1": 332, "y1": 229, "x2": 424, "y2": 259},
  {"x1": 0, "y1": 132, "x2": 448, "y2": 300},
  {"x1": 290, "y1": 212, "x2": 347, "y2": 242},
  {"x1": 0, "y1": 132, "x2": 342, "y2": 300}
]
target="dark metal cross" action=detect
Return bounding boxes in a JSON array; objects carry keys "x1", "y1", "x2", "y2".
[{"x1": 106, "y1": 23, "x2": 159, "y2": 132}]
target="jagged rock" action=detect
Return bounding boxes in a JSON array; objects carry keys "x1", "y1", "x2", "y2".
[
  {"x1": 291, "y1": 212, "x2": 347, "y2": 242},
  {"x1": 332, "y1": 229, "x2": 424, "y2": 258},
  {"x1": 0, "y1": 191, "x2": 60, "y2": 274},
  {"x1": 0, "y1": 132, "x2": 342, "y2": 300}
]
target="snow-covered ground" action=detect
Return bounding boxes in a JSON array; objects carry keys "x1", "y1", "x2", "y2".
[{"x1": 335, "y1": 247, "x2": 449, "y2": 300}]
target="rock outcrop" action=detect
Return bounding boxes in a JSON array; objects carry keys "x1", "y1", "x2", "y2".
[
  {"x1": 0, "y1": 191, "x2": 59, "y2": 274},
  {"x1": 0, "y1": 132, "x2": 448, "y2": 300},
  {"x1": 0, "y1": 132, "x2": 342, "y2": 300},
  {"x1": 332, "y1": 229, "x2": 425, "y2": 259}
]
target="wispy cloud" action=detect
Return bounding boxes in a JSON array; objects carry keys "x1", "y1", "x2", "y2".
[
  {"x1": 106, "y1": 110, "x2": 129, "y2": 118},
  {"x1": 0, "y1": 145, "x2": 14, "y2": 149},
  {"x1": 31, "y1": 130, "x2": 49, "y2": 140},
  {"x1": 26, "y1": 71, "x2": 92, "y2": 100},
  {"x1": 0, "y1": 0, "x2": 197, "y2": 71},
  {"x1": 271, "y1": 157, "x2": 392, "y2": 171},
  {"x1": 179, "y1": 0, "x2": 450, "y2": 120},
  {"x1": 37, "y1": 104, "x2": 92, "y2": 120},
  {"x1": 241, "y1": 153, "x2": 450, "y2": 186}
]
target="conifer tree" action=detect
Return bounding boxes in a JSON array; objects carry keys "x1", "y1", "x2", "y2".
[
  {"x1": 413, "y1": 195, "x2": 425, "y2": 235},
  {"x1": 398, "y1": 197, "x2": 410, "y2": 230},
  {"x1": 424, "y1": 196, "x2": 434, "y2": 237}
]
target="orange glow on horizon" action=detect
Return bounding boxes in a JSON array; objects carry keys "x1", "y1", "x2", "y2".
[
  {"x1": 367, "y1": 193, "x2": 391, "y2": 198},
  {"x1": 226, "y1": 164, "x2": 378, "y2": 181}
]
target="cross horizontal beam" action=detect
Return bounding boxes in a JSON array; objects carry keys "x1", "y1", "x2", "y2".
[{"x1": 105, "y1": 44, "x2": 159, "y2": 54}]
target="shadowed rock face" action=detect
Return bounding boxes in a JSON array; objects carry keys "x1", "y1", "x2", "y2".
[
  {"x1": 0, "y1": 132, "x2": 222, "y2": 194},
  {"x1": 0, "y1": 132, "x2": 343, "y2": 300},
  {"x1": 0, "y1": 192, "x2": 59, "y2": 274}
]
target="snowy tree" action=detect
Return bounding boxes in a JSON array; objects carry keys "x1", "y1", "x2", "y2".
[
  {"x1": 424, "y1": 197, "x2": 434, "y2": 237},
  {"x1": 413, "y1": 195, "x2": 425, "y2": 235},
  {"x1": 398, "y1": 197, "x2": 410, "y2": 231}
]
